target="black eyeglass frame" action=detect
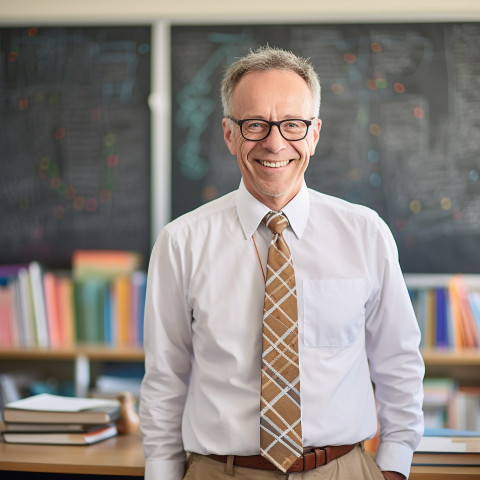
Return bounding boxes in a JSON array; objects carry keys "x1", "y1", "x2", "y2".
[{"x1": 228, "y1": 117, "x2": 315, "y2": 142}]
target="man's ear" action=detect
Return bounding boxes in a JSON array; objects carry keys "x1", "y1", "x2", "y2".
[
  {"x1": 222, "y1": 118, "x2": 237, "y2": 155},
  {"x1": 310, "y1": 118, "x2": 322, "y2": 156}
]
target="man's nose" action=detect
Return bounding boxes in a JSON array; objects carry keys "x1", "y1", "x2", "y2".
[{"x1": 261, "y1": 124, "x2": 287, "y2": 152}]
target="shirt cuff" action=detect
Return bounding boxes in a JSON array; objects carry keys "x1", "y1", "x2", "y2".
[
  {"x1": 144, "y1": 459, "x2": 185, "y2": 480},
  {"x1": 375, "y1": 442, "x2": 414, "y2": 479}
]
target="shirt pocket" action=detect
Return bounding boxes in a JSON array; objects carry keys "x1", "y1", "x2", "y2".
[{"x1": 302, "y1": 278, "x2": 366, "y2": 347}]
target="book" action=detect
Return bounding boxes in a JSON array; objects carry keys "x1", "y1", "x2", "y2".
[
  {"x1": 113, "y1": 275, "x2": 131, "y2": 347},
  {"x1": 422, "y1": 378, "x2": 457, "y2": 429},
  {"x1": 435, "y1": 287, "x2": 448, "y2": 348},
  {"x1": 424, "y1": 288, "x2": 436, "y2": 348},
  {"x1": 131, "y1": 270, "x2": 147, "y2": 347},
  {"x1": 449, "y1": 387, "x2": 480, "y2": 431},
  {"x1": 2, "y1": 423, "x2": 117, "y2": 445},
  {"x1": 425, "y1": 427, "x2": 480, "y2": 437},
  {"x1": 17, "y1": 268, "x2": 35, "y2": 347},
  {"x1": 2, "y1": 393, "x2": 120, "y2": 425},
  {"x1": 0, "y1": 283, "x2": 15, "y2": 347},
  {"x1": 74, "y1": 278, "x2": 108, "y2": 344},
  {"x1": 455, "y1": 275, "x2": 479, "y2": 348},
  {"x1": 72, "y1": 250, "x2": 143, "y2": 280},
  {"x1": 413, "y1": 433, "x2": 480, "y2": 465},
  {"x1": 412, "y1": 451, "x2": 480, "y2": 466},
  {"x1": 43, "y1": 271, "x2": 62, "y2": 348},
  {"x1": 28, "y1": 261, "x2": 49, "y2": 348},
  {"x1": 469, "y1": 291, "x2": 480, "y2": 335},
  {"x1": 449, "y1": 275, "x2": 479, "y2": 348},
  {"x1": 0, "y1": 264, "x2": 29, "y2": 283},
  {"x1": 448, "y1": 277, "x2": 466, "y2": 348},
  {"x1": 4, "y1": 422, "x2": 112, "y2": 432},
  {"x1": 56, "y1": 274, "x2": 76, "y2": 346},
  {"x1": 416, "y1": 435, "x2": 480, "y2": 453}
]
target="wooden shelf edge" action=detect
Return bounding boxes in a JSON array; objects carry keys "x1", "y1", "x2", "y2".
[
  {"x1": 1, "y1": 347, "x2": 479, "y2": 365},
  {"x1": 0, "y1": 346, "x2": 145, "y2": 361},
  {"x1": 421, "y1": 348, "x2": 480, "y2": 366}
]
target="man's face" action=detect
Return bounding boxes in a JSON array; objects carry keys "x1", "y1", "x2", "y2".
[{"x1": 223, "y1": 69, "x2": 321, "y2": 210}]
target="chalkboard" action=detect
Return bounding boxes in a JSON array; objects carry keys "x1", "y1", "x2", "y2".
[
  {"x1": 171, "y1": 23, "x2": 480, "y2": 274},
  {"x1": 0, "y1": 26, "x2": 151, "y2": 269}
]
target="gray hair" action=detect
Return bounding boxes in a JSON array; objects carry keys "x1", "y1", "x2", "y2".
[{"x1": 221, "y1": 45, "x2": 321, "y2": 118}]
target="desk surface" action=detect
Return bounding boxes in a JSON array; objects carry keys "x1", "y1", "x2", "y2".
[
  {"x1": 1, "y1": 434, "x2": 480, "y2": 479},
  {"x1": 0, "y1": 432, "x2": 145, "y2": 476}
]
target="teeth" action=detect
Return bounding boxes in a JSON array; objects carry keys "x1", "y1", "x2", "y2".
[{"x1": 260, "y1": 160, "x2": 290, "y2": 168}]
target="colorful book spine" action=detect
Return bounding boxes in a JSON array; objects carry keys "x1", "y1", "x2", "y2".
[
  {"x1": 43, "y1": 272, "x2": 62, "y2": 348},
  {"x1": 113, "y1": 275, "x2": 131, "y2": 347},
  {"x1": 408, "y1": 275, "x2": 480, "y2": 351},
  {"x1": 435, "y1": 287, "x2": 448, "y2": 348},
  {"x1": 1, "y1": 250, "x2": 147, "y2": 349},
  {"x1": 28, "y1": 262, "x2": 49, "y2": 348}
]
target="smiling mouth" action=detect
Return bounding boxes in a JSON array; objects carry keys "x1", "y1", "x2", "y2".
[{"x1": 258, "y1": 159, "x2": 291, "y2": 168}]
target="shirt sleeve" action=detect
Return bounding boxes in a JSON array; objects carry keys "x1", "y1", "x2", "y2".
[
  {"x1": 139, "y1": 228, "x2": 193, "y2": 480},
  {"x1": 365, "y1": 216, "x2": 425, "y2": 478}
]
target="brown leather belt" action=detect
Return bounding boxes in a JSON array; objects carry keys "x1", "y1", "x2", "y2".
[{"x1": 207, "y1": 443, "x2": 358, "y2": 473}]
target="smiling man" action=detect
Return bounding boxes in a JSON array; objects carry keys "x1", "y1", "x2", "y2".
[
  {"x1": 223, "y1": 68, "x2": 320, "y2": 210},
  {"x1": 140, "y1": 46, "x2": 424, "y2": 480}
]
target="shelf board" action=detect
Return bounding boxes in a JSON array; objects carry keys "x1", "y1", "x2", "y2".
[
  {"x1": 0, "y1": 345, "x2": 144, "y2": 361},
  {"x1": 421, "y1": 349, "x2": 480, "y2": 366},
  {"x1": 0, "y1": 347, "x2": 479, "y2": 365}
]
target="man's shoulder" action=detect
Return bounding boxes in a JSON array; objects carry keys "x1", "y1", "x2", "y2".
[
  {"x1": 308, "y1": 188, "x2": 379, "y2": 223},
  {"x1": 163, "y1": 190, "x2": 237, "y2": 236}
]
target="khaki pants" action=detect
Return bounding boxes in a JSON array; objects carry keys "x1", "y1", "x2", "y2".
[{"x1": 184, "y1": 444, "x2": 384, "y2": 480}]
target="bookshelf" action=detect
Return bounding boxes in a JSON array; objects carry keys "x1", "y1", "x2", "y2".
[
  {"x1": 0, "y1": 252, "x2": 147, "y2": 400},
  {"x1": 1, "y1": 346, "x2": 479, "y2": 378},
  {"x1": 0, "y1": 346, "x2": 144, "y2": 398},
  {"x1": 422, "y1": 349, "x2": 480, "y2": 386},
  {"x1": 1, "y1": 272, "x2": 480, "y2": 428},
  {"x1": 1, "y1": 347, "x2": 479, "y2": 407},
  {"x1": 1, "y1": 347, "x2": 479, "y2": 393}
]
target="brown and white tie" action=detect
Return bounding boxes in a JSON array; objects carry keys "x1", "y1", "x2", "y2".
[{"x1": 260, "y1": 211, "x2": 302, "y2": 472}]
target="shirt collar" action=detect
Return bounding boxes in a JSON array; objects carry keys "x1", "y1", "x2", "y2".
[{"x1": 235, "y1": 179, "x2": 310, "y2": 239}]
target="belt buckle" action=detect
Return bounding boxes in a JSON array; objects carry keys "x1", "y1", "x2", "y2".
[
  {"x1": 300, "y1": 448, "x2": 326, "y2": 471},
  {"x1": 313, "y1": 447, "x2": 328, "y2": 467}
]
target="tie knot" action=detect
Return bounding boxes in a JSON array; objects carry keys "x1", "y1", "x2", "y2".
[{"x1": 263, "y1": 211, "x2": 289, "y2": 235}]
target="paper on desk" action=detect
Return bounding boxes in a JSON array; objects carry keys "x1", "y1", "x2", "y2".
[
  {"x1": 6, "y1": 393, "x2": 119, "y2": 412},
  {"x1": 417, "y1": 436, "x2": 480, "y2": 453}
]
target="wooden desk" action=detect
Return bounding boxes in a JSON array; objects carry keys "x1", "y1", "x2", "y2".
[
  {"x1": 1, "y1": 433, "x2": 480, "y2": 479},
  {"x1": 410, "y1": 465, "x2": 480, "y2": 479},
  {"x1": 0, "y1": 432, "x2": 145, "y2": 477}
]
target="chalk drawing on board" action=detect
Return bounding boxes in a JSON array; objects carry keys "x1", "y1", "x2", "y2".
[
  {"x1": 0, "y1": 26, "x2": 151, "y2": 268},
  {"x1": 171, "y1": 23, "x2": 480, "y2": 273}
]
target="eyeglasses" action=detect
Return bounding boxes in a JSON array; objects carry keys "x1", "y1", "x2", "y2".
[{"x1": 229, "y1": 117, "x2": 315, "y2": 141}]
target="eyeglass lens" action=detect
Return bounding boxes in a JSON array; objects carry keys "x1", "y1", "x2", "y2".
[{"x1": 241, "y1": 119, "x2": 308, "y2": 141}]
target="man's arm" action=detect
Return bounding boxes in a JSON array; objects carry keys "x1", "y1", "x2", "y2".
[
  {"x1": 139, "y1": 230, "x2": 193, "y2": 480},
  {"x1": 365, "y1": 217, "x2": 425, "y2": 479}
]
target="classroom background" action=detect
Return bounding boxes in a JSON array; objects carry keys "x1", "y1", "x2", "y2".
[{"x1": 1, "y1": 0, "x2": 480, "y2": 436}]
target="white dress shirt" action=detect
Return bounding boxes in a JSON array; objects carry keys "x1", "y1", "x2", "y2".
[{"x1": 140, "y1": 180, "x2": 424, "y2": 480}]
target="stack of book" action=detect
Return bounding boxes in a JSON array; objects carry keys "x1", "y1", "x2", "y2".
[
  {"x1": 1, "y1": 393, "x2": 120, "y2": 445},
  {"x1": 413, "y1": 428, "x2": 480, "y2": 467}
]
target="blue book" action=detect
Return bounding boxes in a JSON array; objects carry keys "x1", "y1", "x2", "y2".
[
  {"x1": 425, "y1": 427, "x2": 480, "y2": 437},
  {"x1": 103, "y1": 285, "x2": 114, "y2": 346},
  {"x1": 435, "y1": 287, "x2": 448, "y2": 348}
]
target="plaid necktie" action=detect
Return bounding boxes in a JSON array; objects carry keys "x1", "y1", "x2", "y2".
[{"x1": 260, "y1": 211, "x2": 302, "y2": 472}]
